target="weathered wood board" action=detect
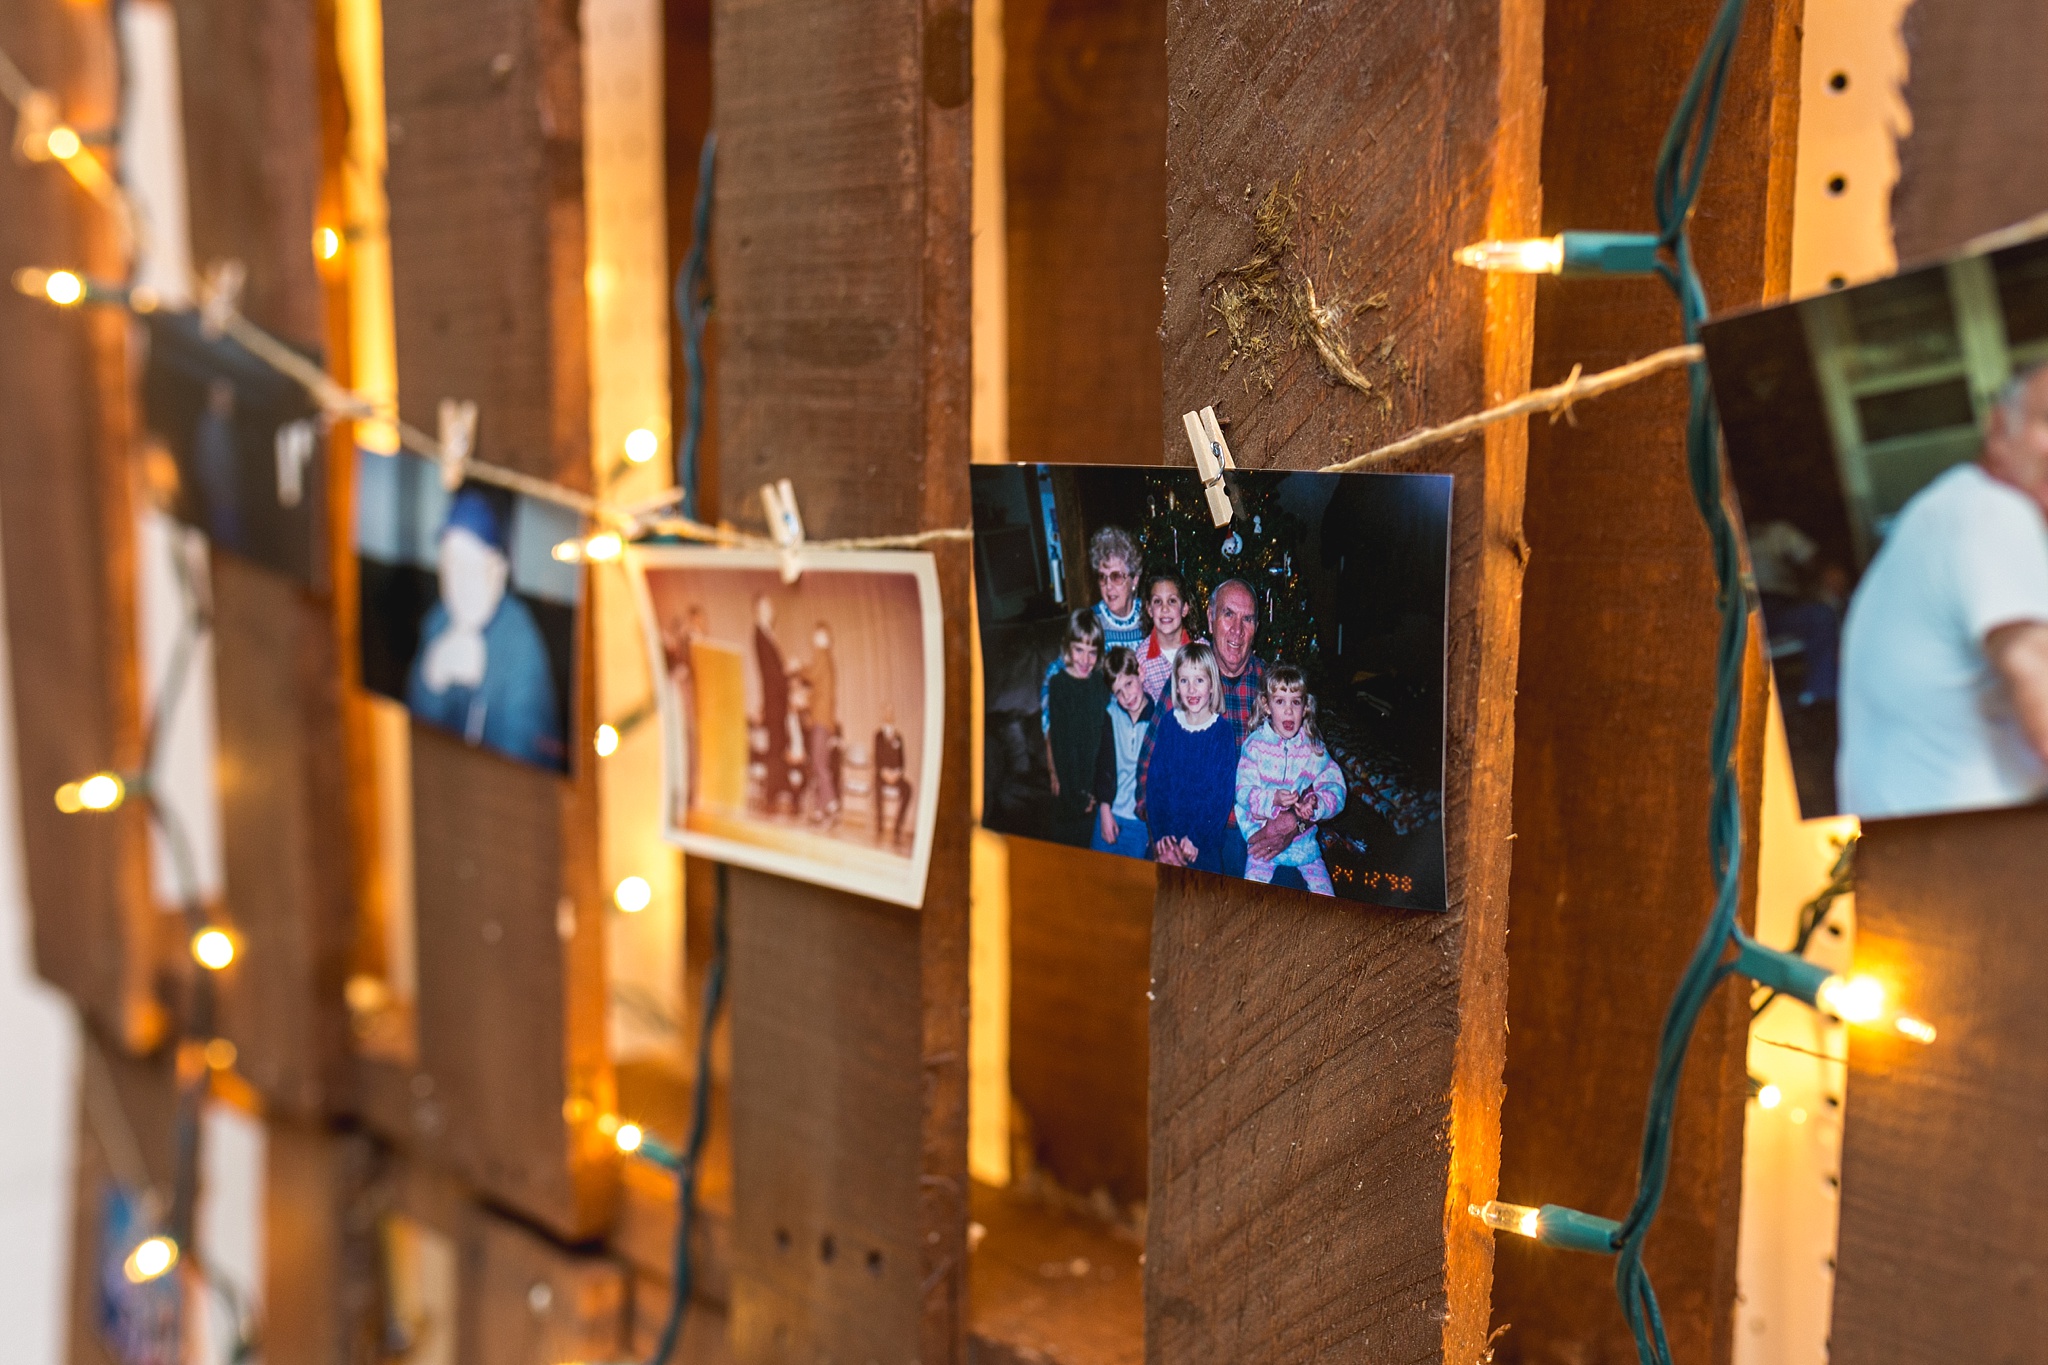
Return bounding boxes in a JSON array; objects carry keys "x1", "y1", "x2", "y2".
[
  {"x1": 1829, "y1": 8, "x2": 2048, "y2": 1354},
  {"x1": 1151, "y1": 2, "x2": 1542, "y2": 1360},
  {"x1": 1489, "y1": 2, "x2": 1798, "y2": 1361},
  {"x1": 0, "y1": 2, "x2": 160, "y2": 1054},
  {"x1": 381, "y1": 0, "x2": 613, "y2": 1238},
  {"x1": 711, "y1": 0, "x2": 974, "y2": 1356},
  {"x1": 173, "y1": 0, "x2": 360, "y2": 1119}
]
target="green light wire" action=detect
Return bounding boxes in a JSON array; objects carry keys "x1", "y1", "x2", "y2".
[{"x1": 1609, "y1": 1, "x2": 1755, "y2": 1361}]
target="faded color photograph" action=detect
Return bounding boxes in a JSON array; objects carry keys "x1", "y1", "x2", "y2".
[
  {"x1": 972, "y1": 463, "x2": 1451, "y2": 913},
  {"x1": 1706, "y1": 232, "x2": 2048, "y2": 821},
  {"x1": 630, "y1": 547, "x2": 943, "y2": 910},
  {"x1": 356, "y1": 449, "x2": 581, "y2": 773}
]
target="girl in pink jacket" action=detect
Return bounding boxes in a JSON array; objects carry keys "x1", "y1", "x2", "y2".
[{"x1": 1232, "y1": 666, "x2": 1347, "y2": 895}]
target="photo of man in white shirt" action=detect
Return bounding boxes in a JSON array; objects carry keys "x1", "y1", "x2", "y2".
[{"x1": 1837, "y1": 364, "x2": 2048, "y2": 818}]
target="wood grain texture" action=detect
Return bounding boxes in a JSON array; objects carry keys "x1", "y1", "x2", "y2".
[
  {"x1": 1150, "y1": 2, "x2": 1541, "y2": 1361},
  {"x1": 1005, "y1": 837, "x2": 1151, "y2": 1205},
  {"x1": 474, "y1": 1208, "x2": 632, "y2": 1365},
  {"x1": 1827, "y1": 806, "x2": 2048, "y2": 1363},
  {"x1": 172, "y1": 0, "x2": 359, "y2": 1115},
  {"x1": 1004, "y1": 0, "x2": 1167, "y2": 467},
  {"x1": 712, "y1": 0, "x2": 973, "y2": 1355},
  {"x1": 0, "y1": 3, "x2": 159, "y2": 1053},
  {"x1": 262, "y1": 1119, "x2": 384, "y2": 1365},
  {"x1": 1488, "y1": 3, "x2": 1797, "y2": 1362},
  {"x1": 998, "y1": 0, "x2": 1163, "y2": 1218},
  {"x1": 382, "y1": 0, "x2": 611, "y2": 1238},
  {"x1": 967, "y1": 1181, "x2": 1143, "y2": 1365},
  {"x1": 1891, "y1": 0, "x2": 2048, "y2": 266},
  {"x1": 1829, "y1": 27, "x2": 2048, "y2": 1358}
]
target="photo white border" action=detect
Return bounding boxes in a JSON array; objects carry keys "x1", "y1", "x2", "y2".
[{"x1": 625, "y1": 544, "x2": 946, "y2": 909}]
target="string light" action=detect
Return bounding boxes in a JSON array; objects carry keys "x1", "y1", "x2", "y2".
[
  {"x1": 1469, "y1": 1200, "x2": 1622, "y2": 1255},
  {"x1": 614, "y1": 1121, "x2": 644, "y2": 1154},
  {"x1": 43, "y1": 124, "x2": 80, "y2": 160},
  {"x1": 14, "y1": 266, "x2": 85, "y2": 306},
  {"x1": 551, "y1": 531, "x2": 625, "y2": 564},
  {"x1": 1454, "y1": 230, "x2": 1662, "y2": 277},
  {"x1": 122, "y1": 1235, "x2": 178, "y2": 1283},
  {"x1": 1735, "y1": 935, "x2": 1936, "y2": 1043},
  {"x1": 191, "y1": 928, "x2": 236, "y2": 971},
  {"x1": 1755, "y1": 1083, "x2": 1782, "y2": 1110},
  {"x1": 623, "y1": 427, "x2": 660, "y2": 464},
  {"x1": 203, "y1": 1038, "x2": 238, "y2": 1071},
  {"x1": 613, "y1": 875, "x2": 651, "y2": 913},
  {"x1": 55, "y1": 771, "x2": 125, "y2": 812},
  {"x1": 314, "y1": 226, "x2": 342, "y2": 261},
  {"x1": 593, "y1": 723, "x2": 619, "y2": 757}
]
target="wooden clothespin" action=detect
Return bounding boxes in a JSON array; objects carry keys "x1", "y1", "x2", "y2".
[
  {"x1": 1180, "y1": 405, "x2": 1237, "y2": 528},
  {"x1": 760, "y1": 477, "x2": 806, "y2": 583},
  {"x1": 198, "y1": 260, "x2": 246, "y2": 339},
  {"x1": 436, "y1": 399, "x2": 479, "y2": 490}
]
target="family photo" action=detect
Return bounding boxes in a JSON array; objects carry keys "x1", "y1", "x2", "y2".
[
  {"x1": 972, "y1": 463, "x2": 1452, "y2": 912},
  {"x1": 355, "y1": 448, "x2": 582, "y2": 772},
  {"x1": 1706, "y1": 230, "x2": 2048, "y2": 822},
  {"x1": 629, "y1": 547, "x2": 943, "y2": 909},
  {"x1": 140, "y1": 308, "x2": 328, "y2": 587}
]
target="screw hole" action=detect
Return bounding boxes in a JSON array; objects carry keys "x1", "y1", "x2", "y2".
[
  {"x1": 1826, "y1": 174, "x2": 1848, "y2": 196},
  {"x1": 1828, "y1": 70, "x2": 1849, "y2": 93},
  {"x1": 820, "y1": 1233, "x2": 837, "y2": 1264},
  {"x1": 866, "y1": 1249, "x2": 884, "y2": 1277},
  {"x1": 1828, "y1": 275, "x2": 1847, "y2": 291}
]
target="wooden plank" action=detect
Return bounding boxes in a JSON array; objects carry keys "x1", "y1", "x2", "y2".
[
  {"x1": 967, "y1": 1181, "x2": 1143, "y2": 1365},
  {"x1": 1487, "y1": 3, "x2": 1797, "y2": 1362},
  {"x1": 1004, "y1": 837, "x2": 1150, "y2": 1206},
  {"x1": 381, "y1": 0, "x2": 613, "y2": 1238},
  {"x1": 1828, "y1": 13, "x2": 2048, "y2": 1356},
  {"x1": 262, "y1": 1118, "x2": 384, "y2": 1365},
  {"x1": 63, "y1": 1038, "x2": 180, "y2": 1365},
  {"x1": 1003, "y1": 0, "x2": 1166, "y2": 468},
  {"x1": 1890, "y1": 0, "x2": 2048, "y2": 265},
  {"x1": 712, "y1": 0, "x2": 973, "y2": 1356},
  {"x1": 1149, "y1": 2, "x2": 1542, "y2": 1360},
  {"x1": 473, "y1": 1210, "x2": 632, "y2": 1365},
  {"x1": 1828, "y1": 806, "x2": 2048, "y2": 1363},
  {"x1": 168, "y1": 0, "x2": 361, "y2": 1119},
  {"x1": 0, "y1": 1, "x2": 160, "y2": 1053},
  {"x1": 996, "y1": 0, "x2": 1164, "y2": 1217}
]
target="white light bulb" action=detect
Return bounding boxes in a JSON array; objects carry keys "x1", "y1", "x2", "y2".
[
  {"x1": 1756, "y1": 1083, "x2": 1782, "y2": 1110},
  {"x1": 1454, "y1": 235, "x2": 1564, "y2": 274},
  {"x1": 123, "y1": 1235, "x2": 178, "y2": 1283},
  {"x1": 614, "y1": 1122, "x2": 644, "y2": 1153},
  {"x1": 192, "y1": 929, "x2": 236, "y2": 971},
  {"x1": 594, "y1": 724, "x2": 619, "y2": 757},
  {"x1": 583, "y1": 532, "x2": 623, "y2": 563},
  {"x1": 44, "y1": 270, "x2": 85, "y2": 306},
  {"x1": 613, "y1": 876, "x2": 652, "y2": 913},
  {"x1": 623, "y1": 427, "x2": 660, "y2": 463}
]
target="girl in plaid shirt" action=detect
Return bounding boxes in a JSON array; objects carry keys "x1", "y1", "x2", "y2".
[{"x1": 1233, "y1": 665, "x2": 1346, "y2": 895}]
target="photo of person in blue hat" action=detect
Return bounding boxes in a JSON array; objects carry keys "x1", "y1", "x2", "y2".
[{"x1": 403, "y1": 485, "x2": 565, "y2": 768}]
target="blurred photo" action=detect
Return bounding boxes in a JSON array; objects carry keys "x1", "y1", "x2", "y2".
[
  {"x1": 629, "y1": 547, "x2": 943, "y2": 909},
  {"x1": 140, "y1": 309, "x2": 327, "y2": 587},
  {"x1": 972, "y1": 463, "x2": 1451, "y2": 912},
  {"x1": 355, "y1": 450, "x2": 581, "y2": 772},
  {"x1": 1707, "y1": 233, "x2": 2048, "y2": 821}
]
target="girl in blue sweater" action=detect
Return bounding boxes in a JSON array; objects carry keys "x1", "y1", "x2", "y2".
[{"x1": 1145, "y1": 641, "x2": 1240, "y2": 873}]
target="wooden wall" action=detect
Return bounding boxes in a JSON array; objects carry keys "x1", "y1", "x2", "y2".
[
  {"x1": 1489, "y1": 2, "x2": 1798, "y2": 1361},
  {"x1": 379, "y1": 0, "x2": 613, "y2": 1240},
  {"x1": 1829, "y1": 3, "x2": 2048, "y2": 1355},
  {"x1": 710, "y1": 0, "x2": 973, "y2": 1361},
  {"x1": 1151, "y1": 2, "x2": 1541, "y2": 1360},
  {"x1": 172, "y1": 0, "x2": 361, "y2": 1119},
  {"x1": 0, "y1": 0, "x2": 160, "y2": 1054}
]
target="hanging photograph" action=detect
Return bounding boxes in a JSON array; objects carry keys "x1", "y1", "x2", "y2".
[
  {"x1": 1705, "y1": 230, "x2": 2048, "y2": 822},
  {"x1": 356, "y1": 449, "x2": 582, "y2": 773},
  {"x1": 628, "y1": 546, "x2": 945, "y2": 910},
  {"x1": 139, "y1": 309, "x2": 328, "y2": 587},
  {"x1": 971, "y1": 463, "x2": 1452, "y2": 913}
]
